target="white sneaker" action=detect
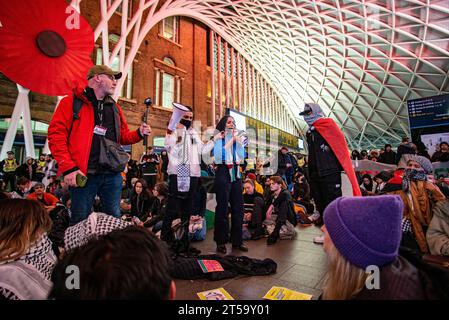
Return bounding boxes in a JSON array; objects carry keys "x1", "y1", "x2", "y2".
[{"x1": 313, "y1": 235, "x2": 324, "y2": 244}]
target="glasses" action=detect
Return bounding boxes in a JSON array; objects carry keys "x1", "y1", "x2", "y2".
[
  {"x1": 99, "y1": 74, "x2": 116, "y2": 81},
  {"x1": 183, "y1": 116, "x2": 193, "y2": 120}
]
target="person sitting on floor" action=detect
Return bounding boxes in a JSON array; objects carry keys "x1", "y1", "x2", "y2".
[
  {"x1": 292, "y1": 172, "x2": 315, "y2": 214},
  {"x1": 385, "y1": 155, "x2": 446, "y2": 253},
  {"x1": 360, "y1": 174, "x2": 377, "y2": 196},
  {"x1": 427, "y1": 199, "x2": 449, "y2": 257},
  {"x1": 0, "y1": 199, "x2": 55, "y2": 300},
  {"x1": 129, "y1": 179, "x2": 153, "y2": 222},
  {"x1": 244, "y1": 173, "x2": 264, "y2": 195},
  {"x1": 27, "y1": 182, "x2": 59, "y2": 213},
  {"x1": 321, "y1": 195, "x2": 443, "y2": 299},
  {"x1": 374, "y1": 171, "x2": 393, "y2": 195},
  {"x1": 142, "y1": 182, "x2": 168, "y2": 233},
  {"x1": 243, "y1": 179, "x2": 266, "y2": 240},
  {"x1": 49, "y1": 226, "x2": 175, "y2": 300},
  {"x1": 264, "y1": 176, "x2": 297, "y2": 245}
]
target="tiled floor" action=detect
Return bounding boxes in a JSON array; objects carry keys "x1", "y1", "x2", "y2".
[{"x1": 175, "y1": 225, "x2": 327, "y2": 300}]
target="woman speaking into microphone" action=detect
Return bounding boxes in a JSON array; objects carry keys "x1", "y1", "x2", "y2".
[{"x1": 213, "y1": 115, "x2": 248, "y2": 254}]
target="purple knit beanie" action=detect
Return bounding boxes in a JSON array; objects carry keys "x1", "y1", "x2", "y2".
[{"x1": 323, "y1": 195, "x2": 403, "y2": 269}]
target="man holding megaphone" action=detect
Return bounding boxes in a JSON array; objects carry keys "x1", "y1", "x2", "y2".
[{"x1": 161, "y1": 103, "x2": 222, "y2": 255}]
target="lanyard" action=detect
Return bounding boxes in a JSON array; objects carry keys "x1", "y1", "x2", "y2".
[{"x1": 97, "y1": 101, "x2": 104, "y2": 126}]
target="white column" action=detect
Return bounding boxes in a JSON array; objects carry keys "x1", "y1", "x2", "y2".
[{"x1": 0, "y1": 85, "x2": 31, "y2": 160}]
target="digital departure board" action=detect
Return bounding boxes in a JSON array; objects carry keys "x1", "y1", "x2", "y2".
[{"x1": 407, "y1": 94, "x2": 449, "y2": 129}]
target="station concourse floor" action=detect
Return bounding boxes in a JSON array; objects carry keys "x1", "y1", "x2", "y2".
[{"x1": 174, "y1": 225, "x2": 327, "y2": 300}]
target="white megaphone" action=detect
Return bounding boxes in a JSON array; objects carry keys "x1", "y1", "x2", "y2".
[{"x1": 167, "y1": 102, "x2": 191, "y2": 133}]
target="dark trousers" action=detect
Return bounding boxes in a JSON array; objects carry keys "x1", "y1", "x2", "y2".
[
  {"x1": 3, "y1": 172, "x2": 16, "y2": 192},
  {"x1": 249, "y1": 197, "x2": 265, "y2": 233},
  {"x1": 214, "y1": 165, "x2": 244, "y2": 246},
  {"x1": 143, "y1": 174, "x2": 156, "y2": 190},
  {"x1": 161, "y1": 175, "x2": 198, "y2": 246},
  {"x1": 309, "y1": 173, "x2": 342, "y2": 215}
]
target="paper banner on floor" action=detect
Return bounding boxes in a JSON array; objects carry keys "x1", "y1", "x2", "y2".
[
  {"x1": 263, "y1": 286, "x2": 312, "y2": 300},
  {"x1": 197, "y1": 288, "x2": 234, "y2": 300},
  {"x1": 198, "y1": 260, "x2": 224, "y2": 273}
]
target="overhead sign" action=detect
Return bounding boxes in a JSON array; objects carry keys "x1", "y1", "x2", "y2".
[{"x1": 407, "y1": 94, "x2": 449, "y2": 129}]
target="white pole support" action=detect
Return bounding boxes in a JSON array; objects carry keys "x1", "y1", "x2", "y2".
[{"x1": 0, "y1": 85, "x2": 30, "y2": 160}]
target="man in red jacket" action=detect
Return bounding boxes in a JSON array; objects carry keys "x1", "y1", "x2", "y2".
[{"x1": 48, "y1": 65, "x2": 151, "y2": 225}]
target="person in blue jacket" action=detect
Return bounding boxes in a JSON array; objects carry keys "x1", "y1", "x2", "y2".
[{"x1": 213, "y1": 115, "x2": 248, "y2": 254}]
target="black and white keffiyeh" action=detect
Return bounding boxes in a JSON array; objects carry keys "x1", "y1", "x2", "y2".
[{"x1": 64, "y1": 212, "x2": 131, "y2": 252}]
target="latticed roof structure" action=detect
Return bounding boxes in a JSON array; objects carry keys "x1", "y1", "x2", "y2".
[
  {"x1": 92, "y1": 0, "x2": 449, "y2": 149},
  {"x1": 168, "y1": 0, "x2": 449, "y2": 149}
]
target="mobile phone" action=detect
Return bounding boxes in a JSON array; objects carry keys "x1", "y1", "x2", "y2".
[{"x1": 76, "y1": 174, "x2": 88, "y2": 187}]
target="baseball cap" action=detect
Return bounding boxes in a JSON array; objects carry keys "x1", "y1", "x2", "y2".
[
  {"x1": 299, "y1": 104, "x2": 312, "y2": 116},
  {"x1": 87, "y1": 65, "x2": 122, "y2": 80}
]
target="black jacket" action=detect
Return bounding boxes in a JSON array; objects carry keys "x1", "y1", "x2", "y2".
[
  {"x1": 306, "y1": 127, "x2": 342, "y2": 178},
  {"x1": 355, "y1": 254, "x2": 447, "y2": 300},
  {"x1": 396, "y1": 143, "x2": 415, "y2": 164},
  {"x1": 378, "y1": 151, "x2": 396, "y2": 165},
  {"x1": 272, "y1": 189, "x2": 296, "y2": 226},
  {"x1": 130, "y1": 193, "x2": 153, "y2": 219},
  {"x1": 143, "y1": 197, "x2": 167, "y2": 228},
  {"x1": 293, "y1": 180, "x2": 310, "y2": 201},
  {"x1": 275, "y1": 151, "x2": 290, "y2": 176},
  {"x1": 16, "y1": 163, "x2": 37, "y2": 181}
]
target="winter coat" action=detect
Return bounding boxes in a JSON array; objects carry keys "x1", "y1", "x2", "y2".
[
  {"x1": 48, "y1": 86, "x2": 142, "y2": 176},
  {"x1": 427, "y1": 200, "x2": 449, "y2": 256},
  {"x1": 355, "y1": 255, "x2": 443, "y2": 300},
  {"x1": 306, "y1": 127, "x2": 342, "y2": 178},
  {"x1": 378, "y1": 151, "x2": 397, "y2": 165}
]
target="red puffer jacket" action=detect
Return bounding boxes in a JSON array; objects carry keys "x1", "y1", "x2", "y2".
[{"x1": 48, "y1": 87, "x2": 142, "y2": 176}]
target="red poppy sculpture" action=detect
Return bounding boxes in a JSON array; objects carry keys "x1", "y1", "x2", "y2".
[{"x1": 0, "y1": 0, "x2": 94, "y2": 96}]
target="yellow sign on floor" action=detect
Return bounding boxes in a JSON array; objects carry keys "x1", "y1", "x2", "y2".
[
  {"x1": 197, "y1": 288, "x2": 234, "y2": 300},
  {"x1": 263, "y1": 286, "x2": 312, "y2": 300}
]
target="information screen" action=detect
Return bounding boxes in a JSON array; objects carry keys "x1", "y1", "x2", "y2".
[{"x1": 407, "y1": 94, "x2": 449, "y2": 129}]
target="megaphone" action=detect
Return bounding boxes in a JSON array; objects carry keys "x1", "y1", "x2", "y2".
[{"x1": 167, "y1": 102, "x2": 191, "y2": 133}]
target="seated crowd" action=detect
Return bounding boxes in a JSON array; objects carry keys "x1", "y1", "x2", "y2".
[{"x1": 0, "y1": 140, "x2": 448, "y2": 300}]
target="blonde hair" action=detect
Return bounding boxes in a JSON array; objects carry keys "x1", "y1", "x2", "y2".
[
  {"x1": 0, "y1": 199, "x2": 52, "y2": 262},
  {"x1": 322, "y1": 242, "x2": 368, "y2": 300}
]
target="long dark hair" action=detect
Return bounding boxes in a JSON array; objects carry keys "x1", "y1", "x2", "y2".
[
  {"x1": 215, "y1": 115, "x2": 234, "y2": 132},
  {"x1": 361, "y1": 174, "x2": 374, "y2": 191},
  {"x1": 132, "y1": 179, "x2": 150, "y2": 200}
]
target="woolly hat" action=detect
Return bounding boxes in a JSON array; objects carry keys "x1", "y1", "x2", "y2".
[
  {"x1": 399, "y1": 154, "x2": 433, "y2": 174},
  {"x1": 323, "y1": 195, "x2": 403, "y2": 269},
  {"x1": 247, "y1": 173, "x2": 256, "y2": 181}
]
